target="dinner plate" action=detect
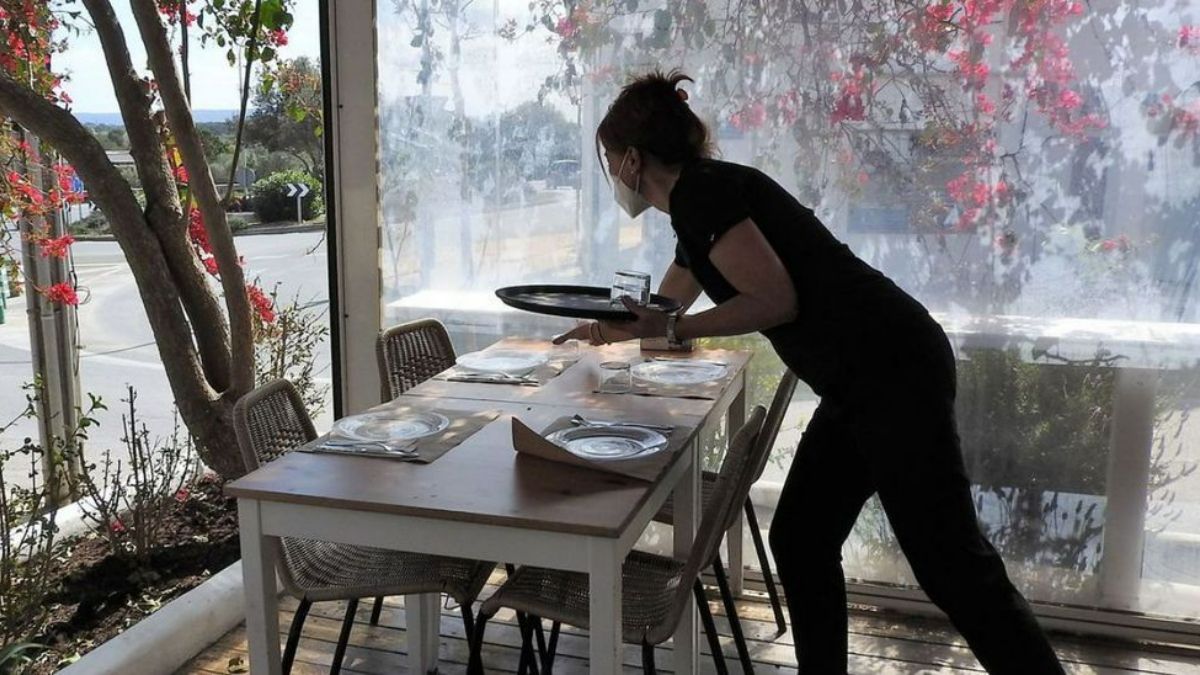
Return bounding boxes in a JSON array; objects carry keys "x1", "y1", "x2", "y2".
[
  {"x1": 631, "y1": 360, "x2": 728, "y2": 386},
  {"x1": 545, "y1": 425, "x2": 668, "y2": 461},
  {"x1": 332, "y1": 410, "x2": 450, "y2": 442},
  {"x1": 455, "y1": 349, "x2": 548, "y2": 375}
]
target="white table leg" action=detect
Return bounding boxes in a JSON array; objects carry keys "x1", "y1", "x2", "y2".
[
  {"x1": 588, "y1": 539, "x2": 623, "y2": 673},
  {"x1": 407, "y1": 593, "x2": 441, "y2": 673},
  {"x1": 726, "y1": 385, "x2": 747, "y2": 595},
  {"x1": 1099, "y1": 367, "x2": 1158, "y2": 610},
  {"x1": 239, "y1": 499, "x2": 282, "y2": 675},
  {"x1": 673, "y1": 438, "x2": 700, "y2": 675}
]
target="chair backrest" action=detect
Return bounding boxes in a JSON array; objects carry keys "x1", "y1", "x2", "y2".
[
  {"x1": 232, "y1": 378, "x2": 317, "y2": 473},
  {"x1": 231, "y1": 378, "x2": 317, "y2": 597},
  {"x1": 376, "y1": 318, "x2": 457, "y2": 402},
  {"x1": 750, "y1": 369, "x2": 798, "y2": 485},
  {"x1": 649, "y1": 405, "x2": 766, "y2": 645}
]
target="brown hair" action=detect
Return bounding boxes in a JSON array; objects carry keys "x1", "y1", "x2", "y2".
[{"x1": 595, "y1": 69, "x2": 713, "y2": 171}]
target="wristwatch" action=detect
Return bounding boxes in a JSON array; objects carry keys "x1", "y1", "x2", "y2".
[{"x1": 665, "y1": 311, "x2": 681, "y2": 346}]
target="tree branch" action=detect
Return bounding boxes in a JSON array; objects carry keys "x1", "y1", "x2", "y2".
[
  {"x1": 223, "y1": 0, "x2": 263, "y2": 205},
  {"x1": 0, "y1": 70, "x2": 216, "y2": 422},
  {"x1": 129, "y1": 0, "x2": 256, "y2": 398},
  {"x1": 81, "y1": 0, "x2": 232, "y2": 392}
]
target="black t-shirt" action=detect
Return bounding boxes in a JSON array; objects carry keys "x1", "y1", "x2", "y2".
[{"x1": 669, "y1": 158, "x2": 935, "y2": 398}]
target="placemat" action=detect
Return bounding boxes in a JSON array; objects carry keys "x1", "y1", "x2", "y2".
[
  {"x1": 593, "y1": 359, "x2": 732, "y2": 400},
  {"x1": 307, "y1": 406, "x2": 500, "y2": 464}
]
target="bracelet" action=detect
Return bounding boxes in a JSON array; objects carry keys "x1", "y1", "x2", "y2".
[{"x1": 666, "y1": 312, "x2": 680, "y2": 345}]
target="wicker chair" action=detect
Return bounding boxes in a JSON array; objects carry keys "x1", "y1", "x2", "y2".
[
  {"x1": 654, "y1": 369, "x2": 799, "y2": 669},
  {"x1": 377, "y1": 318, "x2": 458, "y2": 401},
  {"x1": 232, "y1": 379, "x2": 494, "y2": 675},
  {"x1": 468, "y1": 405, "x2": 769, "y2": 675}
]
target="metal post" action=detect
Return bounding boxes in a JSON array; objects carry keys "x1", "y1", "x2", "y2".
[{"x1": 16, "y1": 131, "x2": 82, "y2": 503}]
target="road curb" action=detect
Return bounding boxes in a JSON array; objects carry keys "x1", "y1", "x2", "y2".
[{"x1": 72, "y1": 221, "x2": 325, "y2": 242}]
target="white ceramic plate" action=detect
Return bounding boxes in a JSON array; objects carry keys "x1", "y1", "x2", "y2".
[
  {"x1": 545, "y1": 425, "x2": 667, "y2": 461},
  {"x1": 332, "y1": 410, "x2": 449, "y2": 442},
  {"x1": 631, "y1": 360, "x2": 728, "y2": 386},
  {"x1": 455, "y1": 349, "x2": 548, "y2": 375}
]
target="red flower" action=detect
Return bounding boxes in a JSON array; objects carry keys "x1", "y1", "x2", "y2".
[
  {"x1": 246, "y1": 284, "x2": 276, "y2": 323},
  {"x1": 39, "y1": 234, "x2": 74, "y2": 259},
  {"x1": 270, "y1": 29, "x2": 289, "y2": 46},
  {"x1": 1180, "y1": 26, "x2": 1200, "y2": 54},
  {"x1": 43, "y1": 282, "x2": 79, "y2": 306},
  {"x1": 174, "y1": 488, "x2": 190, "y2": 503},
  {"x1": 555, "y1": 17, "x2": 579, "y2": 39},
  {"x1": 110, "y1": 519, "x2": 126, "y2": 533}
]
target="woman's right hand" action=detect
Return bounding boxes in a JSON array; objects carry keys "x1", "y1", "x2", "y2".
[{"x1": 553, "y1": 321, "x2": 635, "y2": 346}]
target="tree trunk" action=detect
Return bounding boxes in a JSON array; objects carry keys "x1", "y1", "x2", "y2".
[
  {"x1": 0, "y1": 73, "x2": 247, "y2": 478},
  {"x1": 82, "y1": 0, "x2": 233, "y2": 392}
]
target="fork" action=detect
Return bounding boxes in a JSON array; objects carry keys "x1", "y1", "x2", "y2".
[{"x1": 570, "y1": 414, "x2": 674, "y2": 432}]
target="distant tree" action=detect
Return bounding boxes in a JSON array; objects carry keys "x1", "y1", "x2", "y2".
[
  {"x1": 245, "y1": 56, "x2": 323, "y2": 179},
  {"x1": 464, "y1": 100, "x2": 578, "y2": 199},
  {"x1": 91, "y1": 125, "x2": 129, "y2": 151}
]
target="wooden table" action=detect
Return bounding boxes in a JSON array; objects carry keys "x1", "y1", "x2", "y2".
[{"x1": 228, "y1": 341, "x2": 751, "y2": 674}]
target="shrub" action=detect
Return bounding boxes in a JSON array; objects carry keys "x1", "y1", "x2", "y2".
[
  {"x1": 0, "y1": 384, "x2": 102, "y2": 648},
  {"x1": 250, "y1": 171, "x2": 323, "y2": 223},
  {"x1": 70, "y1": 387, "x2": 200, "y2": 563}
]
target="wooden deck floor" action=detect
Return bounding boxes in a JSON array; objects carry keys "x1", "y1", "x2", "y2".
[{"x1": 178, "y1": 573, "x2": 1200, "y2": 674}]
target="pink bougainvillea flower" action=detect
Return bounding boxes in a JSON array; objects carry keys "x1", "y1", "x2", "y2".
[
  {"x1": 247, "y1": 284, "x2": 276, "y2": 323},
  {"x1": 39, "y1": 233, "x2": 74, "y2": 259},
  {"x1": 43, "y1": 282, "x2": 79, "y2": 306},
  {"x1": 175, "y1": 487, "x2": 191, "y2": 503},
  {"x1": 110, "y1": 519, "x2": 126, "y2": 533}
]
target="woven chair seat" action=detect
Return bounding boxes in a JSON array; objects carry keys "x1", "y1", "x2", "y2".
[
  {"x1": 654, "y1": 470, "x2": 719, "y2": 526},
  {"x1": 283, "y1": 538, "x2": 493, "y2": 604},
  {"x1": 479, "y1": 551, "x2": 685, "y2": 645}
]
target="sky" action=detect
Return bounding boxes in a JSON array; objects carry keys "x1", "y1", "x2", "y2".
[{"x1": 57, "y1": 0, "x2": 322, "y2": 113}]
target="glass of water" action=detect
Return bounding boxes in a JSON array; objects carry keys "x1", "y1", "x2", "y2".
[
  {"x1": 598, "y1": 361, "x2": 632, "y2": 393},
  {"x1": 611, "y1": 270, "x2": 651, "y2": 306}
]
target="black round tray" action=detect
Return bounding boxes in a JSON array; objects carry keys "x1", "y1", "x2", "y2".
[{"x1": 496, "y1": 284, "x2": 681, "y2": 321}]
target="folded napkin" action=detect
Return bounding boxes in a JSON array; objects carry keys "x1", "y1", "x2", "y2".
[
  {"x1": 439, "y1": 355, "x2": 579, "y2": 387},
  {"x1": 511, "y1": 416, "x2": 688, "y2": 482}
]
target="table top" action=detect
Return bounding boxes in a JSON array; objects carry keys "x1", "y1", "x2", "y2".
[
  {"x1": 226, "y1": 342, "x2": 752, "y2": 538},
  {"x1": 404, "y1": 340, "x2": 752, "y2": 413}
]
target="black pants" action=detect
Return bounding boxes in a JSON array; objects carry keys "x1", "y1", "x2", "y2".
[{"x1": 768, "y1": 329, "x2": 1065, "y2": 675}]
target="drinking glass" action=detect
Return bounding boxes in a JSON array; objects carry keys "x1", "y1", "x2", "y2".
[
  {"x1": 598, "y1": 361, "x2": 632, "y2": 393},
  {"x1": 610, "y1": 270, "x2": 651, "y2": 306}
]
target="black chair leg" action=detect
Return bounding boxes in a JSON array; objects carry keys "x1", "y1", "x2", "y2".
[
  {"x1": 330, "y1": 598, "x2": 358, "y2": 675},
  {"x1": 518, "y1": 612, "x2": 540, "y2": 675},
  {"x1": 745, "y1": 499, "x2": 787, "y2": 636},
  {"x1": 282, "y1": 598, "x2": 311, "y2": 675},
  {"x1": 641, "y1": 641, "x2": 657, "y2": 674},
  {"x1": 468, "y1": 610, "x2": 491, "y2": 675},
  {"x1": 540, "y1": 620, "x2": 560, "y2": 674},
  {"x1": 370, "y1": 596, "x2": 384, "y2": 625},
  {"x1": 714, "y1": 554, "x2": 754, "y2": 673},
  {"x1": 694, "y1": 580, "x2": 730, "y2": 675},
  {"x1": 461, "y1": 602, "x2": 475, "y2": 637}
]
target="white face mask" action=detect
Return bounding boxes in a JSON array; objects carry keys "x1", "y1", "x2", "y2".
[{"x1": 613, "y1": 150, "x2": 651, "y2": 218}]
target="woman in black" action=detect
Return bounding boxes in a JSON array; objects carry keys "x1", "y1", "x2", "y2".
[{"x1": 556, "y1": 71, "x2": 1066, "y2": 674}]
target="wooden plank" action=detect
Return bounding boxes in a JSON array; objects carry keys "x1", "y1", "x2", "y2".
[{"x1": 182, "y1": 582, "x2": 1200, "y2": 675}]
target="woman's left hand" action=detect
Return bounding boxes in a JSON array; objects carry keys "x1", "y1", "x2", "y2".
[{"x1": 614, "y1": 296, "x2": 670, "y2": 339}]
